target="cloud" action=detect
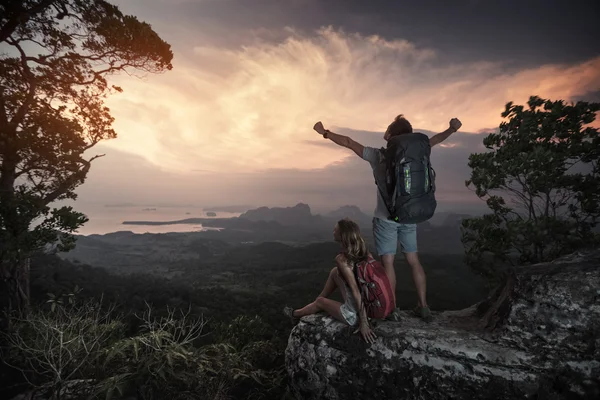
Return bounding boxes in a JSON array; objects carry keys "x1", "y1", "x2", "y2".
[{"x1": 99, "y1": 26, "x2": 600, "y2": 176}]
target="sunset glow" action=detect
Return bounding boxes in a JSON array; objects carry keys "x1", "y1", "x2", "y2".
[
  {"x1": 102, "y1": 27, "x2": 600, "y2": 173},
  {"x1": 66, "y1": 0, "x2": 600, "y2": 212}
]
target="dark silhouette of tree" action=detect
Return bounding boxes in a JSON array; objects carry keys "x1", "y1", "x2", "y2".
[
  {"x1": 0, "y1": 0, "x2": 173, "y2": 324},
  {"x1": 462, "y1": 96, "x2": 600, "y2": 283}
]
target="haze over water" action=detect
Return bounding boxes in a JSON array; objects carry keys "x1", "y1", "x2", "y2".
[{"x1": 74, "y1": 205, "x2": 240, "y2": 235}]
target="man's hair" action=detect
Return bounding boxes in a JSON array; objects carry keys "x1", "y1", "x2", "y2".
[{"x1": 387, "y1": 114, "x2": 413, "y2": 137}]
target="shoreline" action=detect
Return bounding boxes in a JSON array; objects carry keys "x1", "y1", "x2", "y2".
[{"x1": 121, "y1": 217, "x2": 234, "y2": 226}]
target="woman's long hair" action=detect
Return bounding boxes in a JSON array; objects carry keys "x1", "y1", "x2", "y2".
[{"x1": 337, "y1": 218, "x2": 369, "y2": 265}]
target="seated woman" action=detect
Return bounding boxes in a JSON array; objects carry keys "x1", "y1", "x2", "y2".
[{"x1": 283, "y1": 218, "x2": 395, "y2": 343}]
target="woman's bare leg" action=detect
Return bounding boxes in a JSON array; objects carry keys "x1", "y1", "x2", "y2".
[
  {"x1": 293, "y1": 296, "x2": 346, "y2": 323},
  {"x1": 317, "y1": 267, "x2": 339, "y2": 298},
  {"x1": 293, "y1": 267, "x2": 347, "y2": 323}
]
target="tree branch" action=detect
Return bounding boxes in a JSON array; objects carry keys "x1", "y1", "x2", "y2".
[
  {"x1": 0, "y1": 0, "x2": 59, "y2": 43},
  {"x1": 503, "y1": 183, "x2": 530, "y2": 211},
  {"x1": 26, "y1": 170, "x2": 47, "y2": 197},
  {"x1": 41, "y1": 154, "x2": 104, "y2": 204},
  {"x1": 514, "y1": 173, "x2": 537, "y2": 221},
  {"x1": 5, "y1": 38, "x2": 38, "y2": 130},
  {"x1": 0, "y1": 86, "x2": 8, "y2": 126}
]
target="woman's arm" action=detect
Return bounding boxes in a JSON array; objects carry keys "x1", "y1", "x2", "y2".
[{"x1": 335, "y1": 254, "x2": 377, "y2": 344}]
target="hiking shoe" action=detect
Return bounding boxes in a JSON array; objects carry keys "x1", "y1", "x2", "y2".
[
  {"x1": 283, "y1": 306, "x2": 299, "y2": 325},
  {"x1": 385, "y1": 307, "x2": 403, "y2": 322},
  {"x1": 413, "y1": 306, "x2": 433, "y2": 323}
]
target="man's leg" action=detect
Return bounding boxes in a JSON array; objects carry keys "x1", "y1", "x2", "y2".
[
  {"x1": 372, "y1": 217, "x2": 398, "y2": 295},
  {"x1": 405, "y1": 252, "x2": 427, "y2": 309},
  {"x1": 381, "y1": 254, "x2": 396, "y2": 294},
  {"x1": 398, "y1": 224, "x2": 431, "y2": 321}
]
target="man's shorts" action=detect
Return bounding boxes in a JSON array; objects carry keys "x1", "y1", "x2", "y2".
[{"x1": 372, "y1": 217, "x2": 418, "y2": 255}]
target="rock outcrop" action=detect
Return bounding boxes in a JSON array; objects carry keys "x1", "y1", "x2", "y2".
[{"x1": 285, "y1": 249, "x2": 600, "y2": 399}]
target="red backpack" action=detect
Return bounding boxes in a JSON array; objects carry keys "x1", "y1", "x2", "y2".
[{"x1": 354, "y1": 255, "x2": 396, "y2": 319}]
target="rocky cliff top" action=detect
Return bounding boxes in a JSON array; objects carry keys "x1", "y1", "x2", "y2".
[{"x1": 286, "y1": 249, "x2": 600, "y2": 400}]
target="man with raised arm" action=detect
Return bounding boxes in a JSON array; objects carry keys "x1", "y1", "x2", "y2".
[{"x1": 313, "y1": 115, "x2": 462, "y2": 322}]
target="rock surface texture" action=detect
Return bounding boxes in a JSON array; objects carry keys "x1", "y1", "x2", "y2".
[{"x1": 285, "y1": 249, "x2": 600, "y2": 399}]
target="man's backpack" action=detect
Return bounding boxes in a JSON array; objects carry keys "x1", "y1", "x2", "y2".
[
  {"x1": 354, "y1": 255, "x2": 395, "y2": 319},
  {"x1": 377, "y1": 133, "x2": 437, "y2": 224}
]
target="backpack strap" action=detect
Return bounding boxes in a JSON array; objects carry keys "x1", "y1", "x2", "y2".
[
  {"x1": 375, "y1": 148, "x2": 400, "y2": 223},
  {"x1": 423, "y1": 155, "x2": 430, "y2": 193},
  {"x1": 376, "y1": 181, "x2": 398, "y2": 222},
  {"x1": 356, "y1": 258, "x2": 383, "y2": 318},
  {"x1": 352, "y1": 258, "x2": 376, "y2": 326}
]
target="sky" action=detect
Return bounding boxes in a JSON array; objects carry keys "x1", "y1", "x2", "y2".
[{"x1": 72, "y1": 0, "x2": 600, "y2": 215}]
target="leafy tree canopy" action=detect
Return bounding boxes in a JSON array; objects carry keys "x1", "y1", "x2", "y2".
[
  {"x1": 0, "y1": 0, "x2": 173, "y2": 317},
  {"x1": 462, "y1": 95, "x2": 600, "y2": 282}
]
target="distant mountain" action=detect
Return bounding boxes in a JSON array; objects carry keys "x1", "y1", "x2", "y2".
[
  {"x1": 116, "y1": 203, "x2": 469, "y2": 255},
  {"x1": 238, "y1": 203, "x2": 375, "y2": 228},
  {"x1": 204, "y1": 205, "x2": 254, "y2": 213},
  {"x1": 240, "y1": 203, "x2": 326, "y2": 226}
]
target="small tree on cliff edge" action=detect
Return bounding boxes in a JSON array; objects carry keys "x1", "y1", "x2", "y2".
[
  {"x1": 0, "y1": 1, "x2": 173, "y2": 323},
  {"x1": 462, "y1": 96, "x2": 600, "y2": 284}
]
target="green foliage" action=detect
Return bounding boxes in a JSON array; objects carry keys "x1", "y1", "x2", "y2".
[
  {"x1": 0, "y1": 0, "x2": 173, "y2": 317},
  {"x1": 0, "y1": 241, "x2": 491, "y2": 398},
  {"x1": 463, "y1": 95, "x2": 600, "y2": 282},
  {"x1": 1, "y1": 296, "x2": 289, "y2": 400},
  {"x1": 46, "y1": 284, "x2": 82, "y2": 312},
  {"x1": 0, "y1": 297, "x2": 124, "y2": 395},
  {"x1": 28, "y1": 247, "x2": 487, "y2": 326},
  {"x1": 96, "y1": 304, "x2": 216, "y2": 399},
  {"x1": 212, "y1": 314, "x2": 290, "y2": 399},
  {"x1": 214, "y1": 315, "x2": 271, "y2": 350}
]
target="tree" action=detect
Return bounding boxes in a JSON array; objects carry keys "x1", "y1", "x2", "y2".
[
  {"x1": 0, "y1": 0, "x2": 173, "y2": 323},
  {"x1": 462, "y1": 96, "x2": 600, "y2": 283}
]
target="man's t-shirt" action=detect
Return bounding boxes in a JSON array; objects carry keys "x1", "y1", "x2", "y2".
[{"x1": 362, "y1": 146, "x2": 390, "y2": 220}]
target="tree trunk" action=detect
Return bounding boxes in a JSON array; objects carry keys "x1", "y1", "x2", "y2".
[{"x1": 0, "y1": 257, "x2": 30, "y2": 329}]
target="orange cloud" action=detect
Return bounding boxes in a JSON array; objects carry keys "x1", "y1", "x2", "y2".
[{"x1": 101, "y1": 27, "x2": 600, "y2": 173}]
